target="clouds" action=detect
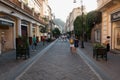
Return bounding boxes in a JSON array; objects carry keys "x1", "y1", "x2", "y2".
[{"x1": 48, "y1": 0, "x2": 97, "y2": 22}]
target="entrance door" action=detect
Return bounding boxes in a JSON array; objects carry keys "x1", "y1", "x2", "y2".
[
  {"x1": 0, "y1": 30, "x2": 6, "y2": 52},
  {"x1": 115, "y1": 28, "x2": 120, "y2": 50},
  {"x1": 21, "y1": 26, "x2": 27, "y2": 37},
  {"x1": 0, "y1": 26, "x2": 14, "y2": 52}
]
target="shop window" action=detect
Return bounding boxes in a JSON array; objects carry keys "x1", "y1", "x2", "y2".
[
  {"x1": 115, "y1": 28, "x2": 120, "y2": 50},
  {"x1": 95, "y1": 29, "x2": 101, "y2": 42}
]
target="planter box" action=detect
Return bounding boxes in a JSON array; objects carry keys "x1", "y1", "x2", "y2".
[
  {"x1": 93, "y1": 43, "x2": 108, "y2": 61},
  {"x1": 93, "y1": 48, "x2": 107, "y2": 61},
  {"x1": 16, "y1": 37, "x2": 30, "y2": 59},
  {"x1": 16, "y1": 48, "x2": 29, "y2": 59}
]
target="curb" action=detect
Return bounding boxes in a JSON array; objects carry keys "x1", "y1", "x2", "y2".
[{"x1": 77, "y1": 48, "x2": 103, "y2": 80}]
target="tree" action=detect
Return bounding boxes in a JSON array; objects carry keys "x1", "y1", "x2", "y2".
[
  {"x1": 74, "y1": 14, "x2": 86, "y2": 39},
  {"x1": 52, "y1": 28, "x2": 61, "y2": 38},
  {"x1": 74, "y1": 16, "x2": 81, "y2": 37},
  {"x1": 73, "y1": 10, "x2": 102, "y2": 41},
  {"x1": 40, "y1": 26, "x2": 47, "y2": 33},
  {"x1": 86, "y1": 10, "x2": 102, "y2": 39}
]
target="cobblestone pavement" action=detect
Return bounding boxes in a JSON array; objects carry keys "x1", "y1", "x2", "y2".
[
  {"x1": 0, "y1": 41, "x2": 51, "y2": 80},
  {"x1": 16, "y1": 40, "x2": 101, "y2": 80}
]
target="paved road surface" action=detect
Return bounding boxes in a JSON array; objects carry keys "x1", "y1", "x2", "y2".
[{"x1": 16, "y1": 40, "x2": 101, "y2": 80}]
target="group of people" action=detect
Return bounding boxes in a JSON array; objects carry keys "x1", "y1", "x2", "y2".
[
  {"x1": 32, "y1": 35, "x2": 47, "y2": 51},
  {"x1": 58, "y1": 35, "x2": 67, "y2": 41},
  {"x1": 69, "y1": 36, "x2": 79, "y2": 53}
]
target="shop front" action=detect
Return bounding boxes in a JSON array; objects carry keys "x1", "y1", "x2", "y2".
[
  {"x1": 111, "y1": 11, "x2": 120, "y2": 51},
  {"x1": 0, "y1": 19, "x2": 14, "y2": 53},
  {"x1": 21, "y1": 20, "x2": 29, "y2": 37}
]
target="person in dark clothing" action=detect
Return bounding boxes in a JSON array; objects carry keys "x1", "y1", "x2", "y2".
[
  {"x1": 74, "y1": 36, "x2": 79, "y2": 52},
  {"x1": 106, "y1": 43, "x2": 110, "y2": 52},
  {"x1": 106, "y1": 36, "x2": 110, "y2": 53}
]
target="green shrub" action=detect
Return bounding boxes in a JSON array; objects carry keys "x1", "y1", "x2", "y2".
[{"x1": 93, "y1": 43, "x2": 105, "y2": 49}]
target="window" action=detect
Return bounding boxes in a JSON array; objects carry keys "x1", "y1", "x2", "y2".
[{"x1": 95, "y1": 29, "x2": 101, "y2": 42}]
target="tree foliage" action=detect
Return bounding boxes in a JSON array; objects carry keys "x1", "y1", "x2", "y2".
[
  {"x1": 40, "y1": 26, "x2": 48, "y2": 33},
  {"x1": 86, "y1": 10, "x2": 102, "y2": 31},
  {"x1": 52, "y1": 28, "x2": 61, "y2": 38},
  {"x1": 73, "y1": 10, "x2": 102, "y2": 40},
  {"x1": 86, "y1": 10, "x2": 102, "y2": 39},
  {"x1": 74, "y1": 14, "x2": 86, "y2": 38}
]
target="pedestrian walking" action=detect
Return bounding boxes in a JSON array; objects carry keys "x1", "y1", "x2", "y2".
[
  {"x1": 42, "y1": 36, "x2": 45, "y2": 46},
  {"x1": 32, "y1": 35, "x2": 37, "y2": 51},
  {"x1": 74, "y1": 36, "x2": 79, "y2": 52},
  {"x1": 69, "y1": 37, "x2": 74, "y2": 53}
]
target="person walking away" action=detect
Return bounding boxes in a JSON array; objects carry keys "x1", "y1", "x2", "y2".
[
  {"x1": 69, "y1": 37, "x2": 74, "y2": 53},
  {"x1": 105, "y1": 36, "x2": 110, "y2": 53},
  {"x1": 74, "y1": 36, "x2": 79, "y2": 52},
  {"x1": 32, "y1": 35, "x2": 37, "y2": 51},
  {"x1": 42, "y1": 36, "x2": 45, "y2": 46}
]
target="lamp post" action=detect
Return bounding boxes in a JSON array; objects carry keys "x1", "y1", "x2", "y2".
[{"x1": 73, "y1": 0, "x2": 84, "y2": 48}]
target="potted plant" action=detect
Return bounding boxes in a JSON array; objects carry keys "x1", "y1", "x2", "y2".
[
  {"x1": 16, "y1": 36, "x2": 30, "y2": 59},
  {"x1": 93, "y1": 43, "x2": 106, "y2": 58},
  {"x1": 93, "y1": 43, "x2": 105, "y2": 49}
]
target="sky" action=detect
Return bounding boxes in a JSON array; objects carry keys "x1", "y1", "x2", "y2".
[{"x1": 48, "y1": 0, "x2": 97, "y2": 22}]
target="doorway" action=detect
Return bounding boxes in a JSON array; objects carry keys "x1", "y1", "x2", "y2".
[
  {"x1": 21, "y1": 25, "x2": 27, "y2": 37},
  {"x1": 114, "y1": 28, "x2": 120, "y2": 50},
  {"x1": 0, "y1": 26, "x2": 14, "y2": 53}
]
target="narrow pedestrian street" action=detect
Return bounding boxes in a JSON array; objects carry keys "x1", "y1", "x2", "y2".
[
  {"x1": 1, "y1": 0, "x2": 120, "y2": 80},
  {"x1": 16, "y1": 40, "x2": 101, "y2": 80}
]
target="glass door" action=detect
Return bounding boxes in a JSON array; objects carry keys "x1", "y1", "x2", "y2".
[{"x1": 115, "y1": 28, "x2": 120, "y2": 50}]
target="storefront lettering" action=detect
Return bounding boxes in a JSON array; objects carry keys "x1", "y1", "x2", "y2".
[
  {"x1": 0, "y1": 20, "x2": 14, "y2": 27},
  {"x1": 111, "y1": 11, "x2": 120, "y2": 22}
]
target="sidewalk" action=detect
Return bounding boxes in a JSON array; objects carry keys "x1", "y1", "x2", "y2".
[
  {"x1": 0, "y1": 41, "x2": 51, "y2": 80},
  {"x1": 78, "y1": 42, "x2": 120, "y2": 80}
]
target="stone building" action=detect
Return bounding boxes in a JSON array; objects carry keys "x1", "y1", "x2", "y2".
[
  {"x1": 65, "y1": 6, "x2": 86, "y2": 34},
  {"x1": 97, "y1": 0, "x2": 120, "y2": 52},
  {"x1": 0, "y1": 0, "x2": 51, "y2": 53}
]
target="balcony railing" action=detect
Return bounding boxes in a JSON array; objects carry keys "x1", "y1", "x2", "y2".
[
  {"x1": 5, "y1": 0, "x2": 47, "y2": 25},
  {"x1": 23, "y1": 5, "x2": 33, "y2": 15},
  {"x1": 9, "y1": 0, "x2": 21, "y2": 7},
  {"x1": 34, "y1": 12, "x2": 39, "y2": 19}
]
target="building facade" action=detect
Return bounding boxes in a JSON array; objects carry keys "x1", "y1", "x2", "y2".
[
  {"x1": 65, "y1": 7, "x2": 86, "y2": 33},
  {"x1": 97, "y1": 0, "x2": 120, "y2": 51},
  {"x1": 0, "y1": 0, "x2": 50, "y2": 53}
]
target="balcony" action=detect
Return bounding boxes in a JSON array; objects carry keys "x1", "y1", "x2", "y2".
[
  {"x1": 97, "y1": 0, "x2": 112, "y2": 10},
  {"x1": 23, "y1": 5, "x2": 33, "y2": 15},
  {"x1": 34, "y1": 12, "x2": 39, "y2": 19},
  {"x1": 2, "y1": 0, "x2": 47, "y2": 25},
  {"x1": 9, "y1": 0, "x2": 21, "y2": 7}
]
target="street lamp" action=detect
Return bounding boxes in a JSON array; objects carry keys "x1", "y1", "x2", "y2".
[{"x1": 73, "y1": 0, "x2": 84, "y2": 48}]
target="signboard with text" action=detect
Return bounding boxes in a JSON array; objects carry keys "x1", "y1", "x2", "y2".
[
  {"x1": 0, "y1": 20, "x2": 14, "y2": 27},
  {"x1": 111, "y1": 11, "x2": 120, "y2": 22}
]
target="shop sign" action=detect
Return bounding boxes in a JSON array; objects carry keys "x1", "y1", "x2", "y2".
[
  {"x1": 111, "y1": 11, "x2": 120, "y2": 22},
  {"x1": 0, "y1": 20, "x2": 14, "y2": 27},
  {"x1": 21, "y1": 20, "x2": 29, "y2": 26}
]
